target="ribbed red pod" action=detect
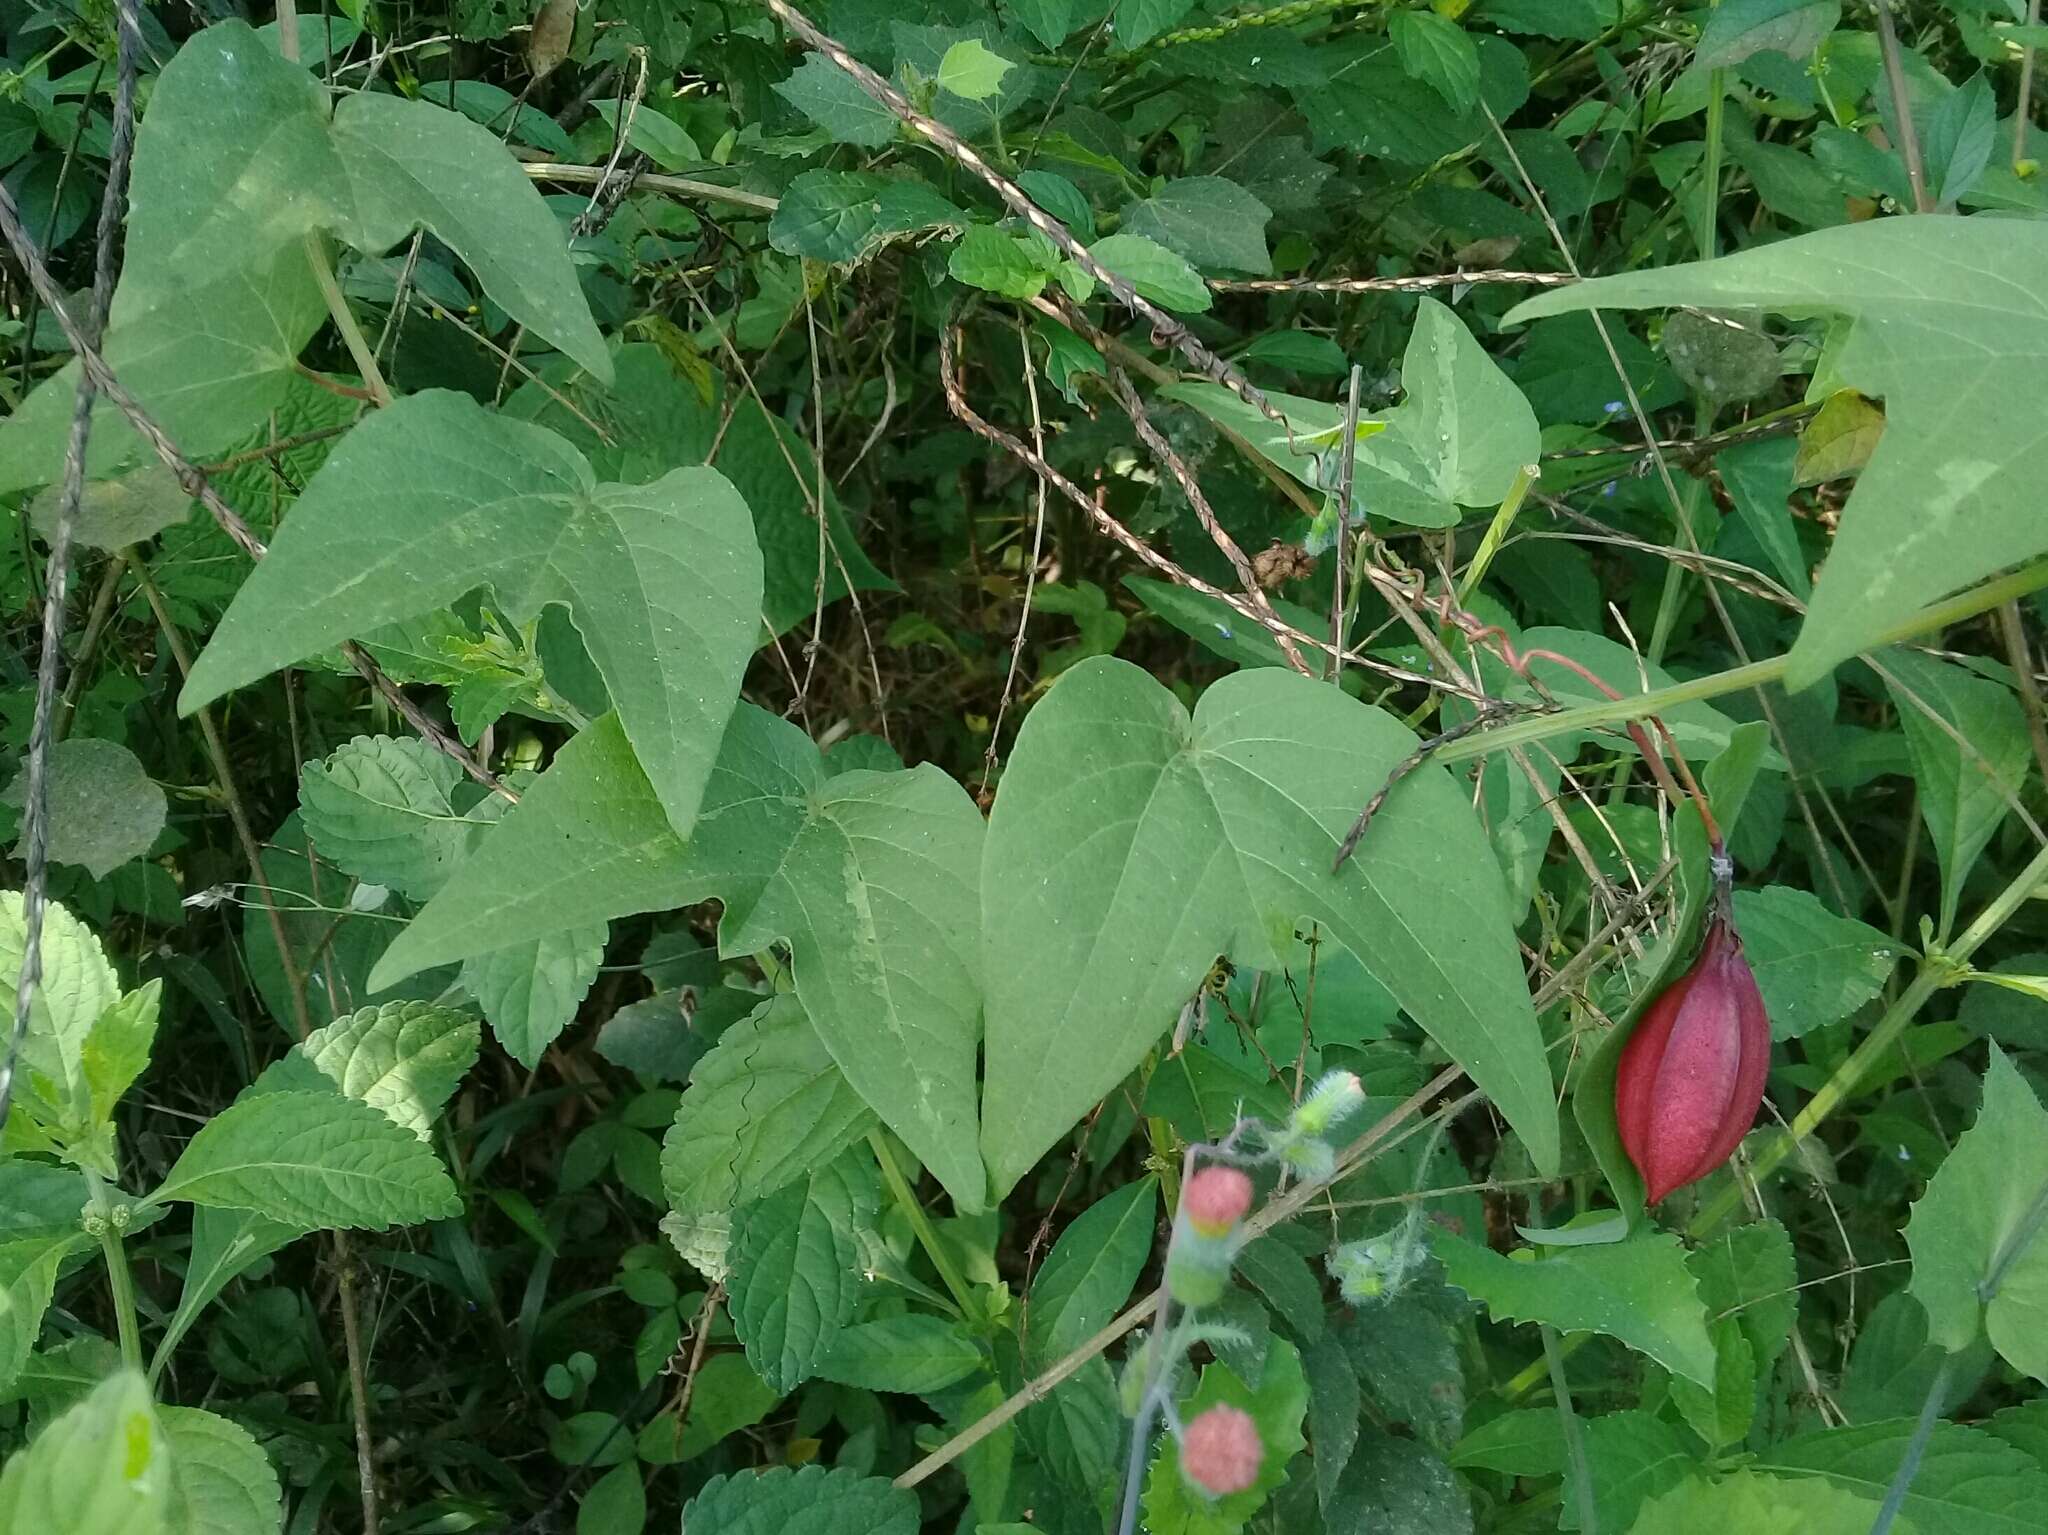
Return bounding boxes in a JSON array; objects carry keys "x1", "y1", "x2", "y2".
[{"x1": 1614, "y1": 912, "x2": 1771, "y2": 1203}]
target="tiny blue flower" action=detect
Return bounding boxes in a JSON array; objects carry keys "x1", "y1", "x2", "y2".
[
  {"x1": 1604, "y1": 399, "x2": 1625, "y2": 414},
  {"x1": 1216, "y1": 624, "x2": 1233, "y2": 639}
]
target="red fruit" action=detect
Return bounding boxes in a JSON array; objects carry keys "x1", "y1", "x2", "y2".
[
  {"x1": 1181, "y1": 1165, "x2": 1253, "y2": 1237},
  {"x1": 1613, "y1": 912, "x2": 1771, "y2": 1203},
  {"x1": 1179, "y1": 1403, "x2": 1263, "y2": 1496}
]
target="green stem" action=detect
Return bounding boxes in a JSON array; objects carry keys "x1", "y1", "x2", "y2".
[
  {"x1": 1436, "y1": 560, "x2": 2048, "y2": 766},
  {"x1": 870, "y1": 1130, "x2": 977, "y2": 1317},
  {"x1": 306, "y1": 233, "x2": 392, "y2": 406},
  {"x1": 1458, "y1": 465, "x2": 1537, "y2": 608},
  {"x1": 1699, "y1": 69, "x2": 1725, "y2": 260},
  {"x1": 1543, "y1": 1324, "x2": 1598, "y2": 1535},
  {"x1": 83, "y1": 1170, "x2": 142, "y2": 1373},
  {"x1": 1870, "y1": 1354, "x2": 1954, "y2": 1535}
]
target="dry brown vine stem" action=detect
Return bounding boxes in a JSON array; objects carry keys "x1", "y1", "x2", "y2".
[
  {"x1": 0, "y1": 187, "x2": 510, "y2": 802},
  {"x1": 938, "y1": 325, "x2": 1437, "y2": 692},
  {"x1": 758, "y1": 0, "x2": 1295, "y2": 439}
]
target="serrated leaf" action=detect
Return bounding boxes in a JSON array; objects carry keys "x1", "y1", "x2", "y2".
[
  {"x1": 0, "y1": 892, "x2": 118, "y2": 1134},
  {"x1": 1391, "y1": 11, "x2": 1482, "y2": 110},
  {"x1": 949, "y1": 224, "x2": 1058, "y2": 299},
  {"x1": 1505, "y1": 218, "x2": 2048, "y2": 690},
  {"x1": 1670, "y1": 1315, "x2": 1757, "y2": 1448},
  {"x1": 1754, "y1": 1418, "x2": 2048, "y2": 1535},
  {"x1": 0, "y1": 20, "x2": 606, "y2": 492},
  {"x1": 0, "y1": 1371, "x2": 169, "y2": 1535},
  {"x1": 660, "y1": 994, "x2": 877, "y2": 1213},
  {"x1": 680, "y1": 1465, "x2": 919, "y2": 1534},
  {"x1": 1119, "y1": 177, "x2": 1273, "y2": 276},
  {"x1": 1341, "y1": 1287, "x2": 1466, "y2": 1451},
  {"x1": 773, "y1": 55, "x2": 898, "y2": 147},
  {"x1": 298, "y1": 736, "x2": 498, "y2": 902},
  {"x1": 1881, "y1": 649, "x2": 2031, "y2": 936},
  {"x1": 377, "y1": 706, "x2": 987, "y2": 1212},
  {"x1": 980, "y1": 659, "x2": 1555, "y2": 1199},
  {"x1": 1731, "y1": 885, "x2": 1901, "y2": 1038},
  {"x1": 162, "y1": 1406, "x2": 284, "y2": 1535},
  {"x1": 461, "y1": 925, "x2": 606, "y2": 1068},
  {"x1": 768, "y1": 170, "x2": 964, "y2": 264},
  {"x1": 728, "y1": 1153, "x2": 877, "y2": 1391},
  {"x1": 151, "y1": 1089, "x2": 462, "y2": 1231},
  {"x1": 184, "y1": 391, "x2": 763, "y2": 842},
  {"x1": 1563, "y1": 1410, "x2": 1696, "y2": 1531},
  {"x1": 1688, "y1": 1217, "x2": 1797, "y2": 1375},
  {"x1": 0, "y1": 1237, "x2": 79, "y2": 1400},
  {"x1": 1141, "y1": 1339, "x2": 1308, "y2": 1535},
  {"x1": 1026, "y1": 1178, "x2": 1156, "y2": 1368},
  {"x1": 1696, "y1": 0, "x2": 1840, "y2": 66},
  {"x1": 1236, "y1": 1234, "x2": 1326, "y2": 1345},
  {"x1": 1628, "y1": 1469, "x2": 1897, "y2": 1533},
  {"x1": 1906, "y1": 1045, "x2": 2048, "y2": 1380},
  {"x1": 1434, "y1": 1229, "x2": 1717, "y2": 1387},
  {"x1": 1088, "y1": 232, "x2": 1212, "y2": 313},
  {"x1": 250, "y1": 999, "x2": 480, "y2": 1140},
  {"x1": 81, "y1": 983, "x2": 160, "y2": 1129},
  {"x1": 2, "y1": 739, "x2": 166, "y2": 880},
  {"x1": 815, "y1": 1313, "x2": 984, "y2": 1393},
  {"x1": 1324, "y1": 1432, "x2": 1473, "y2": 1534}
]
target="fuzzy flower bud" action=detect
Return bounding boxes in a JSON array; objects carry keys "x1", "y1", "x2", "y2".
[
  {"x1": 1288, "y1": 1071, "x2": 1364, "y2": 1139},
  {"x1": 1614, "y1": 912, "x2": 1770, "y2": 1203},
  {"x1": 1166, "y1": 1166, "x2": 1254, "y2": 1307},
  {"x1": 1179, "y1": 1404, "x2": 1263, "y2": 1497}
]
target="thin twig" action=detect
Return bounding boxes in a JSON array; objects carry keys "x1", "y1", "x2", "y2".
[{"x1": 1874, "y1": 0, "x2": 1933, "y2": 211}]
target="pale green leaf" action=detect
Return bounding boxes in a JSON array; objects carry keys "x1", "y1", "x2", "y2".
[
  {"x1": 1449, "y1": 1408, "x2": 1566, "y2": 1475},
  {"x1": 1626, "y1": 1469, "x2": 1897, "y2": 1534},
  {"x1": 0, "y1": 1371, "x2": 170, "y2": 1535},
  {"x1": 816, "y1": 1313, "x2": 984, "y2": 1393},
  {"x1": 376, "y1": 707, "x2": 987, "y2": 1213},
  {"x1": 680, "y1": 1466, "x2": 919, "y2": 1534},
  {"x1": 1115, "y1": 0, "x2": 1196, "y2": 48},
  {"x1": 1688, "y1": 1218, "x2": 1798, "y2": 1375},
  {"x1": 1434, "y1": 1229, "x2": 1717, "y2": 1387},
  {"x1": 768, "y1": 170, "x2": 964, "y2": 265},
  {"x1": 1119, "y1": 177, "x2": 1274, "y2": 276},
  {"x1": 0, "y1": 1236, "x2": 79, "y2": 1400},
  {"x1": 1754, "y1": 1419, "x2": 2048, "y2": 1535},
  {"x1": 1905, "y1": 1045, "x2": 2048, "y2": 1378},
  {"x1": 949, "y1": 224, "x2": 1056, "y2": 299},
  {"x1": 728, "y1": 1153, "x2": 878, "y2": 1391},
  {"x1": 82, "y1": 982, "x2": 160, "y2": 1127},
  {"x1": 0, "y1": 892, "x2": 119, "y2": 1133},
  {"x1": 251, "y1": 999, "x2": 480, "y2": 1140},
  {"x1": 2, "y1": 739, "x2": 166, "y2": 880},
  {"x1": 298, "y1": 736, "x2": 500, "y2": 902},
  {"x1": 158, "y1": 1208, "x2": 304, "y2": 1370},
  {"x1": 1025, "y1": 1177, "x2": 1155, "y2": 1368},
  {"x1": 151, "y1": 1089, "x2": 462, "y2": 1231},
  {"x1": 1697, "y1": 0, "x2": 1840, "y2": 66},
  {"x1": 637, "y1": 1353, "x2": 779, "y2": 1462},
  {"x1": 1088, "y1": 233, "x2": 1212, "y2": 313},
  {"x1": 1881, "y1": 649, "x2": 2031, "y2": 935},
  {"x1": 28, "y1": 464, "x2": 190, "y2": 552},
  {"x1": 1670, "y1": 1316, "x2": 1757, "y2": 1448},
  {"x1": 184, "y1": 390, "x2": 763, "y2": 840},
  {"x1": 936, "y1": 39, "x2": 1015, "y2": 101},
  {"x1": 1731, "y1": 885, "x2": 1901, "y2": 1038},
  {"x1": 461, "y1": 925, "x2": 606, "y2": 1068},
  {"x1": 980, "y1": 659, "x2": 1556, "y2": 1199},
  {"x1": 1505, "y1": 218, "x2": 2048, "y2": 690},
  {"x1": 661, "y1": 995, "x2": 877, "y2": 1214},
  {"x1": 161, "y1": 1406, "x2": 284, "y2": 1535}
]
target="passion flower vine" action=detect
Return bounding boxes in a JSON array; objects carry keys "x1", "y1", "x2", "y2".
[{"x1": 1614, "y1": 859, "x2": 1771, "y2": 1203}]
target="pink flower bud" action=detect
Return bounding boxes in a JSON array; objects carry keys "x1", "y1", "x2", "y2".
[
  {"x1": 1179, "y1": 1403, "x2": 1263, "y2": 1497},
  {"x1": 1181, "y1": 1165, "x2": 1253, "y2": 1238},
  {"x1": 1614, "y1": 912, "x2": 1771, "y2": 1203}
]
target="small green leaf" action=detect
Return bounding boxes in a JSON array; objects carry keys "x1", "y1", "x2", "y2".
[
  {"x1": 1449, "y1": 1408, "x2": 1566, "y2": 1475},
  {"x1": 1141, "y1": 1339, "x2": 1308, "y2": 1535},
  {"x1": 936, "y1": 39, "x2": 1015, "y2": 101},
  {"x1": 661, "y1": 994, "x2": 877, "y2": 1214},
  {"x1": 1119, "y1": 178, "x2": 1274, "y2": 276},
  {"x1": 769, "y1": 170, "x2": 964, "y2": 265},
  {"x1": 1629, "y1": 1469, "x2": 1897, "y2": 1533},
  {"x1": 298, "y1": 736, "x2": 501, "y2": 902},
  {"x1": 773, "y1": 55, "x2": 897, "y2": 148},
  {"x1": 681, "y1": 1466, "x2": 919, "y2": 1533},
  {"x1": 28, "y1": 464, "x2": 190, "y2": 552},
  {"x1": 1088, "y1": 232, "x2": 1212, "y2": 313},
  {"x1": 1793, "y1": 389, "x2": 1885, "y2": 487},
  {"x1": 0, "y1": 891, "x2": 119, "y2": 1134},
  {"x1": 461, "y1": 925, "x2": 606, "y2": 1068},
  {"x1": 1433, "y1": 1229, "x2": 1718, "y2": 1387},
  {"x1": 1026, "y1": 1178, "x2": 1156, "y2": 1368},
  {"x1": 151, "y1": 1089, "x2": 462, "y2": 1232},
  {"x1": 1754, "y1": 1418, "x2": 2048, "y2": 1535},
  {"x1": 816, "y1": 1313, "x2": 984, "y2": 1393},
  {"x1": 1696, "y1": 0, "x2": 1839, "y2": 66},
  {"x1": 949, "y1": 224, "x2": 1057, "y2": 299},
  {"x1": 250, "y1": 999, "x2": 480, "y2": 1140},
  {"x1": 1391, "y1": 12, "x2": 1482, "y2": 110},
  {"x1": 1565, "y1": 1410, "x2": 1696, "y2": 1531},
  {"x1": 2, "y1": 739, "x2": 166, "y2": 880},
  {"x1": 728, "y1": 1153, "x2": 878, "y2": 1391},
  {"x1": 1731, "y1": 885, "x2": 1902, "y2": 1038},
  {"x1": 1906, "y1": 1045, "x2": 2048, "y2": 1381}
]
